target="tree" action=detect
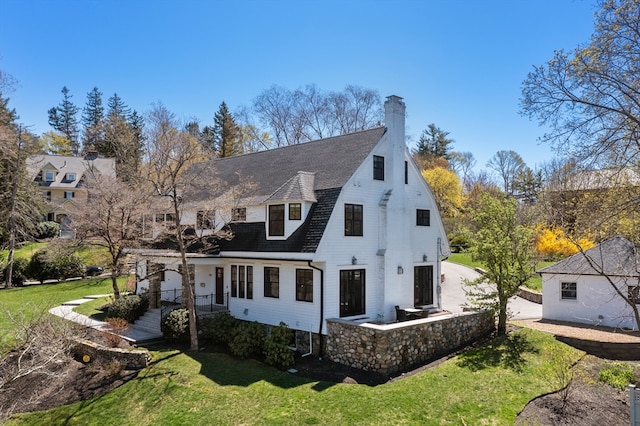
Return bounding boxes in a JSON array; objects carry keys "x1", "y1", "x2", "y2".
[
  {"x1": 48, "y1": 86, "x2": 80, "y2": 155},
  {"x1": 81, "y1": 87, "x2": 104, "y2": 153},
  {"x1": 421, "y1": 167, "x2": 463, "y2": 218},
  {"x1": 464, "y1": 191, "x2": 536, "y2": 335},
  {"x1": 142, "y1": 103, "x2": 217, "y2": 350},
  {"x1": 0, "y1": 86, "x2": 44, "y2": 288},
  {"x1": 252, "y1": 85, "x2": 383, "y2": 146},
  {"x1": 213, "y1": 102, "x2": 243, "y2": 157},
  {"x1": 521, "y1": 0, "x2": 640, "y2": 167},
  {"x1": 102, "y1": 94, "x2": 142, "y2": 182},
  {"x1": 449, "y1": 151, "x2": 476, "y2": 189},
  {"x1": 66, "y1": 173, "x2": 149, "y2": 299},
  {"x1": 486, "y1": 150, "x2": 526, "y2": 197},
  {"x1": 415, "y1": 124, "x2": 455, "y2": 161},
  {"x1": 39, "y1": 131, "x2": 71, "y2": 155},
  {"x1": 513, "y1": 167, "x2": 543, "y2": 204}
]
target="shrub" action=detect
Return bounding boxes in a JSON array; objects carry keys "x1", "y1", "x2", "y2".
[
  {"x1": 34, "y1": 221, "x2": 60, "y2": 239},
  {"x1": 2, "y1": 258, "x2": 29, "y2": 286},
  {"x1": 26, "y1": 248, "x2": 84, "y2": 283},
  {"x1": 161, "y1": 308, "x2": 190, "y2": 342},
  {"x1": 200, "y1": 312, "x2": 238, "y2": 345},
  {"x1": 106, "y1": 294, "x2": 147, "y2": 323},
  {"x1": 229, "y1": 321, "x2": 266, "y2": 359},
  {"x1": 449, "y1": 234, "x2": 470, "y2": 253},
  {"x1": 264, "y1": 322, "x2": 295, "y2": 369},
  {"x1": 599, "y1": 361, "x2": 635, "y2": 390}
]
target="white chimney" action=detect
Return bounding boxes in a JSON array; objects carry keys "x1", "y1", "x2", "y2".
[{"x1": 384, "y1": 95, "x2": 407, "y2": 186}]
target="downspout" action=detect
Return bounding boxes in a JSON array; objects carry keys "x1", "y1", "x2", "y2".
[{"x1": 308, "y1": 261, "x2": 324, "y2": 359}]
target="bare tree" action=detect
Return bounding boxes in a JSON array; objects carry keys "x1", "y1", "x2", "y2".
[
  {"x1": 521, "y1": 0, "x2": 640, "y2": 168},
  {"x1": 66, "y1": 173, "x2": 150, "y2": 299},
  {"x1": 486, "y1": 150, "x2": 526, "y2": 197}
]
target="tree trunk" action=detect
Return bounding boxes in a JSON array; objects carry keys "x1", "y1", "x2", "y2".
[
  {"x1": 497, "y1": 298, "x2": 508, "y2": 335},
  {"x1": 5, "y1": 130, "x2": 22, "y2": 289}
]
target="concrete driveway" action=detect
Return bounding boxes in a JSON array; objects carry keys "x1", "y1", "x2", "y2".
[{"x1": 440, "y1": 261, "x2": 542, "y2": 320}]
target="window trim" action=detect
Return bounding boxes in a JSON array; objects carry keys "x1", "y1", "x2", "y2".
[
  {"x1": 231, "y1": 264, "x2": 253, "y2": 299},
  {"x1": 264, "y1": 266, "x2": 280, "y2": 298},
  {"x1": 561, "y1": 282, "x2": 577, "y2": 300},
  {"x1": 339, "y1": 269, "x2": 366, "y2": 317},
  {"x1": 344, "y1": 203, "x2": 363, "y2": 236},
  {"x1": 416, "y1": 209, "x2": 431, "y2": 226},
  {"x1": 232, "y1": 207, "x2": 246, "y2": 222},
  {"x1": 64, "y1": 191, "x2": 75, "y2": 199},
  {"x1": 296, "y1": 269, "x2": 313, "y2": 302},
  {"x1": 373, "y1": 155, "x2": 384, "y2": 181},
  {"x1": 66, "y1": 172, "x2": 76, "y2": 181},
  {"x1": 196, "y1": 210, "x2": 215, "y2": 230},
  {"x1": 44, "y1": 171, "x2": 55, "y2": 182}
]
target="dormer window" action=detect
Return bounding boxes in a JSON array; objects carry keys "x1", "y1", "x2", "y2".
[
  {"x1": 289, "y1": 203, "x2": 301, "y2": 220},
  {"x1": 373, "y1": 155, "x2": 384, "y2": 181},
  {"x1": 268, "y1": 204, "x2": 285, "y2": 236},
  {"x1": 197, "y1": 210, "x2": 215, "y2": 229},
  {"x1": 64, "y1": 191, "x2": 75, "y2": 199},
  {"x1": 65, "y1": 172, "x2": 76, "y2": 182},
  {"x1": 232, "y1": 208, "x2": 246, "y2": 222},
  {"x1": 44, "y1": 171, "x2": 55, "y2": 182}
]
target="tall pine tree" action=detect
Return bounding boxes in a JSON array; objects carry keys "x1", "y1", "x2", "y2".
[
  {"x1": 81, "y1": 87, "x2": 104, "y2": 153},
  {"x1": 48, "y1": 86, "x2": 80, "y2": 155},
  {"x1": 213, "y1": 101, "x2": 243, "y2": 157}
]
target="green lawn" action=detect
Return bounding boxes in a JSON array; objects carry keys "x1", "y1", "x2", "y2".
[
  {"x1": 7, "y1": 328, "x2": 582, "y2": 425},
  {"x1": 447, "y1": 253, "x2": 555, "y2": 292}
]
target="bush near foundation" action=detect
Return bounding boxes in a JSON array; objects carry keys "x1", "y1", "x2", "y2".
[
  {"x1": 161, "y1": 308, "x2": 190, "y2": 342},
  {"x1": 106, "y1": 294, "x2": 148, "y2": 323},
  {"x1": 263, "y1": 322, "x2": 295, "y2": 369}
]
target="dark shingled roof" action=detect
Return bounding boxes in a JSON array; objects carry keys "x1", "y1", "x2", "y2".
[
  {"x1": 538, "y1": 236, "x2": 640, "y2": 277},
  {"x1": 211, "y1": 126, "x2": 386, "y2": 199}
]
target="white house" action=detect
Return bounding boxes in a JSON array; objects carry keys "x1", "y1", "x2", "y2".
[
  {"x1": 539, "y1": 236, "x2": 640, "y2": 331},
  {"x1": 134, "y1": 95, "x2": 450, "y2": 350}
]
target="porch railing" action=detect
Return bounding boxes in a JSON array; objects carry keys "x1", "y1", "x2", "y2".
[{"x1": 148, "y1": 289, "x2": 228, "y2": 318}]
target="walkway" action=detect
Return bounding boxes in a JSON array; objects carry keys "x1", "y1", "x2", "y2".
[{"x1": 49, "y1": 295, "x2": 164, "y2": 344}]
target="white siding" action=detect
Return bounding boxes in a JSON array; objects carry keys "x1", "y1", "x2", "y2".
[{"x1": 542, "y1": 273, "x2": 639, "y2": 330}]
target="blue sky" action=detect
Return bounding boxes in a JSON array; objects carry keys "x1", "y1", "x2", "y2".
[{"x1": 1, "y1": 0, "x2": 597, "y2": 172}]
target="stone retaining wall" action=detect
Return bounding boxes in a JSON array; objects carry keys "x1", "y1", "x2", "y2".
[
  {"x1": 555, "y1": 336, "x2": 640, "y2": 361},
  {"x1": 325, "y1": 312, "x2": 494, "y2": 375},
  {"x1": 518, "y1": 287, "x2": 542, "y2": 304},
  {"x1": 72, "y1": 339, "x2": 151, "y2": 369}
]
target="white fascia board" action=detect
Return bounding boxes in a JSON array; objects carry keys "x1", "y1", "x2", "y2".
[{"x1": 219, "y1": 251, "x2": 315, "y2": 262}]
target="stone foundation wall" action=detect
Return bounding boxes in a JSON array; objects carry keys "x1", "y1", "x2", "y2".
[
  {"x1": 518, "y1": 287, "x2": 542, "y2": 304},
  {"x1": 325, "y1": 312, "x2": 494, "y2": 375}
]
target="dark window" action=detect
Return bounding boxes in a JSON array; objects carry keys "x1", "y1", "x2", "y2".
[
  {"x1": 43, "y1": 191, "x2": 51, "y2": 201},
  {"x1": 414, "y1": 266, "x2": 434, "y2": 306},
  {"x1": 264, "y1": 267, "x2": 280, "y2": 298},
  {"x1": 289, "y1": 203, "x2": 301, "y2": 220},
  {"x1": 404, "y1": 161, "x2": 408, "y2": 184},
  {"x1": 231, "y1": 265, "x2": 253, "y2": 299},
  {"x1": 232, "y1": 207, "x2": 246, "y2": 222},
  {"x1": 64, "y1": 191, "x2": 74, "y2": 199},
  {"x1": 417, "y1": 209, "x2": 431, "y2": 226},
  {"x1": 373, "y1": 155, "x2": 384, "y2": 180},
  {"x1": 269, "y1": 204, "x2": 285, "y2": 236},
  {"x1": 197, "y1": 210, "x2": 215, "y2": 229},
  {"x1": 345, "y1": 204, "x2": 363, "y2": 236},
  {"x1": 296, "y1": 269, "x2": 313, "y2": 302},
  {"x1": 340, "y1": 269, "x2": 365, "y2": 317},
  {"x1": 561, "y1": 282, "x2": 577, "y2": 300}
]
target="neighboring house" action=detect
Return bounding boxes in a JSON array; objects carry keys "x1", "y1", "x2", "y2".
[
  {"x1": 539, "y1": 236, "x2": 640, "y2": 331},
  {"x1": 26, "y1": 152, "x2": 116, "y2": 237},
  {"x1": 134, "y1": 95, "x2": 450, "y2": 351}
]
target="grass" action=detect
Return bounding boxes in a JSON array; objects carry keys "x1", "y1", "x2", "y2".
[
  {"x1": 6, "y1": 327, "x2": 583, "y2": 425},
  {"x1": 447, "y1": 252, "x2": 555, "y2": 292},
  {"x1": 0, "y1": 242, "x2": 47, "y2": 265}
]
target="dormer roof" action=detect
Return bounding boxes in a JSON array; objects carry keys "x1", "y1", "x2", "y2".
[{"x1": 266, "y1": 171, "x2": 317, "y2": 203}]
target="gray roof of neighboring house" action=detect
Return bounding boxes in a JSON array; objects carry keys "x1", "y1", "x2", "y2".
[
  {"x1": 26, "y1": 154, "x2": 116, "y2": 188},
  {"x1": 538, "y1": 236, "x2": 640, "y2": 277}
]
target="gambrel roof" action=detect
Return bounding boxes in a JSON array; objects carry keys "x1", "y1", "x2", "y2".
[{"x1": 538, "y1": 236, "x2": 640, "y2": 278}]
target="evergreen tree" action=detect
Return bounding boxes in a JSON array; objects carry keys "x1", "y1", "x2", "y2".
[
  {"x1": 415, "y1": 124, "x2": 454, "y2": 160},
  {"x1": 213, "y1": 102, "x2": 243, "y2": 157},
  {"x1": 199, "y1": 125, "x2": 215, "y2": 151},
  {"x1": 48, "y1": 86, "x2": 80, "y2": 155},
  {"x1": 81, "y1": 87, "x2": 104, "y2": 153}
]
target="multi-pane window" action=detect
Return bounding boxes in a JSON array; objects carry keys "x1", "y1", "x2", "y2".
[
  {"x1": 340, "y1": 269, "x2": 365, "y2": 317},
  {"x1": 197, "y1": 210, "x2": 215, "y2": 229},
  {"x1": 65, "y1": 172, "x2": 76, "y2": 181},
  {"x1": 296, "y1": 269, "x2": 313, "y2": 302},
  {"x1": 269, "y1": 204, "x2": 285, "y2": 236},
  {"x1": 414, "y1": 266, "x2": 434, "y2": 306},
  {"x1": 64, "y1": 191, "x2": 74, "y2": 199},
  {"x1": 289, "y1": 203, "x2": 301, "y2": 220},
  {"x1": 44, "y1": 171, "x2": 55, "y2": 182},
  {"x1": 264, "y1": 267, "x2": 279, "y2": 298},
  {"x1": 373, "y1": 155, "x2": 384, "y2": 180},
  {"x1": 231, "y1": 265, "x2": 253, "y2": 299},
  {"x1": 561, "y1": 282, "x2": 577, "y2": 300},
  {"x1": 344, "y1": 204, "x2": 363, "y2": 236},
  {"x1": 232, "y1": 207, "x2": 246, "y2": 222},
  {"x1": 417, "y1": 209, "x2": 431, "y2": 226}
]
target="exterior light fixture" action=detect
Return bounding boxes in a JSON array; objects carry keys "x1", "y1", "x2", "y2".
[
  {"x1": 423, "y1": 254, "x2": 428, "y2": 262},
  {"x1": 397, "y1": 266, "x2": 403, "y2": 274},
  {"x1": 352, "y1": 256, "x2": 357, "y2": 265}
]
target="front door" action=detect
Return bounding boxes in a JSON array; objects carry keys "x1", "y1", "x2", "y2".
[
  {"x1": 215, "y1": 267, "x2": 224, "y2": 305},
  {"x1": 414, "y1": 265, "x2": 434, "y2": 307},
  {"x1": 339, "y1": 269, "x2": 365, "y2": 317}
]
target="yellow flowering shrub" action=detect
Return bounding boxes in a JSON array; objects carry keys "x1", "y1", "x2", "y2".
[{"x1": 535, "y1": 225, "x2": 595, "y2": 259}]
